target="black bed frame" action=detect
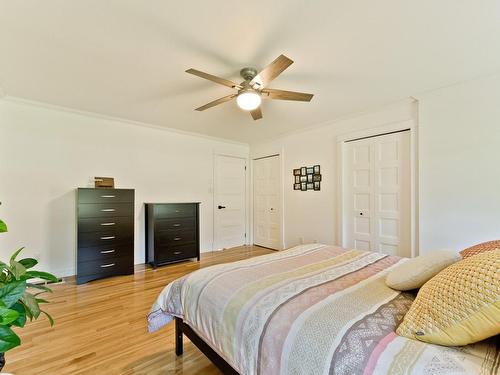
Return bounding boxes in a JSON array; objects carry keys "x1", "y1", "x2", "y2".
[{"x1": 175, "y1": 317, "x2": 239, "y2": 374}]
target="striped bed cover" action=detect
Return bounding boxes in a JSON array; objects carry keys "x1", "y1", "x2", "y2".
[{"x1": 148, "y1": 244, "x2": 499, "y2": 375}]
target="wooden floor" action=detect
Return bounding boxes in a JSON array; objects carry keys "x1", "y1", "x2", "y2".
[{"x1": 5, "y1": 245, "x2": 274, "y2": 375}]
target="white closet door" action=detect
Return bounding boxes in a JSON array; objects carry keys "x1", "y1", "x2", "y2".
[
  {"x1": 344, "y1": 131, "x2": 411, "y2": 257},
  {"x1": 214, "y1": 155, "x2": 247, "y2": 250},
  {"x1": 253, "y1": 155, "x2": 282, "y2": 250}
]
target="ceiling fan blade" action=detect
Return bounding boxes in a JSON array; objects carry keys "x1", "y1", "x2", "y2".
[
  {"x1": 195, "y1": 94, "x2": 237, "y2": 111},
  {"x1": 186, "y1": 68, "x2": 240, "y2": 89},
  {"x1": 261, "y1": 88, "x2": 314, "y2": 102},
  {"x1": 250, "y1": 54, "x2": 293, "y2": 88},
  {"x1": 250, "y1": 107, "x2": 263, "y2": 120}
]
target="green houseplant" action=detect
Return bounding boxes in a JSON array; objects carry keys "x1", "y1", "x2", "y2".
[{"x1": 0, "y1": 218, "x2": 57, "y2": 371}]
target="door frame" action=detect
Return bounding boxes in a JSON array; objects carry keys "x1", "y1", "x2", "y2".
[
  {"x1": 251, "y1": 153, "x2": 285, "y2": 250},
  {"x1": 336, "y1": 120, "x2": 419, "y2": 257},
  {"x1": 212, "y1": 153, "x2": 249, "y2": 251}
]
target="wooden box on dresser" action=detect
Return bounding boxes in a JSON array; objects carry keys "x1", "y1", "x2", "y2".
[
  {"x1": 76, "y1": 188, "x2": 135, "y2": 284},
  {"x1": 145, "y1": 203, "x2": 200, "y2": 268}
]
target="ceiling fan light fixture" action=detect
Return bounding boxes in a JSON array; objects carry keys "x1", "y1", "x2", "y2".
[
  {"x1": 236, "y1": 90, "x2": 261, "y2": 111},
  {"x1": 186, "y1": 54, "x2": 313, "y2": 120}
]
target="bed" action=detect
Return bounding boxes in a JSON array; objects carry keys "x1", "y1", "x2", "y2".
[{"x1": 148, "y1": 244, "x2": 499, "y2": 375}]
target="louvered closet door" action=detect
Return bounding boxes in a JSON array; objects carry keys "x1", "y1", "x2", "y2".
[{"x1": 344, "y1": 131, "x2": 411, "y2": 257}]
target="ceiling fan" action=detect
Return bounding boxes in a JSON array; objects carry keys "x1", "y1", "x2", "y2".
[{"x1": 186, "y1": 54, "x2": 314, "y2": 120}]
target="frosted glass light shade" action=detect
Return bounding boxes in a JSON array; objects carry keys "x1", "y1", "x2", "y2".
[{"x1": 236, "y1": 91, "x2": 261, "y2": 111}]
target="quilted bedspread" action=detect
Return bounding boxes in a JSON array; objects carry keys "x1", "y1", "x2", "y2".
[{"x1": 148, "y1": 244, "x2": 499, "y2": 375}]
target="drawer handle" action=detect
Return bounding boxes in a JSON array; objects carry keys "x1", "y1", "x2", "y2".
[
  {"x1": 100, "y1": 263, "x2": 115, "y2": 268},
  {"x1": 173, "y1": 237, "x2": 182, "y2": 241},
  {"x1": 101, "y1": 209, "x2": 116, "y2": 212},
  {"x1": 173, "y1": 251, "x2": 182, "y2": 255},
  {"x1": 100, "y1": 222, "x2": 116, "y2": 226},
  {"x1": 173, "y1": 223, "x2": 181, "y2": 227},
  {"x1": 100, "y1": 249, "x2": 115, "y2": 254},
  {"x1": 100, "y1": 236, "x2": 115, "y2": 240},
  {"x1": 100, "y1": 195, "x2": 116, "y2": 198}
]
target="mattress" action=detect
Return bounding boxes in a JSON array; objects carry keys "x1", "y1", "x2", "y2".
[{"x1": 148, "y1": 244, "x2": 499, "y2": 375}]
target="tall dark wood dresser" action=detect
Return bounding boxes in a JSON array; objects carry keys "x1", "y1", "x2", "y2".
[
  {"x1": 77, "y1": 188, "x2": 135, "y2": 284},
  {"x1": 145, "y1": 203, "x2": 200, "y2": 268}
]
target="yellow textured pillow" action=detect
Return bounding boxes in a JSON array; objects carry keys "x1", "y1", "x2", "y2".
[
  {"x1": 385, "y1": 250, "x2": 460, "y2": 291},
  {"x1": 396, "y1": 249, "x2": 500, "y2": 346}
]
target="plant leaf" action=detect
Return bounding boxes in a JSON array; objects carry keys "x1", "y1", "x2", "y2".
[
  {"x1": 21, "y1": 292, "x2": 40, "y2": 319},
  {"x1": 24, "y1": 271, "x2": 58, "y2": 283},
  {"x1": 0, "y1": 280, "x2": 27, "y2": 308},
  {"x1": 35, "y1": 298, "x2": 49, "y2": 304},
  {"x1": 0, "y1": 307, "x2": 19, "y2": 326},
  {"x1": 0, "y1": 325, "x2": 21, "y2": 352},
  {"x1": 9, "y1": 260, "x2": 26, "y2": 280},
  {"x1": 41, "y1": 310, "x2": 55, "y2": 326},
  {"x1": 0, "y1": 267, "x2": 10, "y2": 284},
  {"x1": 10, "y1": 302, "x2": 26, "y2": 328},
  {"x1": 21, "y1": 301, "x2": 33, "y2": 321},
  {"x1": 19, "y1": 258, "x2": 38, "y2": 269},
  {"x1": 0, "y1": 220, "x2": 7, "y2": 233},
  {"x1": 10, "y1": 247, "x2": 24, "y2": 262}
]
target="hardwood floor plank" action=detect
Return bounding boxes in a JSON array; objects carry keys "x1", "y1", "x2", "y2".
[{"x1": 4, "y1": 245, "x2": 273, "y2": 375}]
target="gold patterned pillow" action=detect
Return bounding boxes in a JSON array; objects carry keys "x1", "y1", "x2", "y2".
[
  {"x1": 397, "y1": 249, "x2": 500, "y2": 346},
  {"x1": 460, "y1": 240, "x2": 500, "y2": 258}
]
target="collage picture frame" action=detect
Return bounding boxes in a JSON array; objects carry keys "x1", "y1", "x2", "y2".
[{"x1": 293, "y1": 165, "x2": 321, "y2": 191}]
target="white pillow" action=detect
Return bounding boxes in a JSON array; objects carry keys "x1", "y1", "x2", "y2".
[{"x1": 386, "y1": 250, "x2": 460, "y2": 291}]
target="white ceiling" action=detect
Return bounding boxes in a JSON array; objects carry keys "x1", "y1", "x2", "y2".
[{"x1": 1, "y1": 1, "x2": 500, "y2": 143}]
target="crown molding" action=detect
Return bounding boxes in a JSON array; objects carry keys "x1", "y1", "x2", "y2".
[
  {"x1": 0, "y1": 96, "x2": 249, "y2": 147},
  {"x1": 250, "y1": 97, "x2": 417, "y2": 145}
]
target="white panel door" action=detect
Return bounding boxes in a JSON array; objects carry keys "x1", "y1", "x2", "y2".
[
  {"x1": 253, "y1": 155, "x2": 282, "y2": 250},
  {"x1": 344, "y1": 131, "x2": 411, "y2": 257},
  {"x1": 214, "y1": 155, "x2": 246, "y2": 250}
]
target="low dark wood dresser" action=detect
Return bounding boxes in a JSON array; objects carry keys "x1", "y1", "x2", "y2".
[
  {"x1": 145, "y1": 203, "x2": 200, "y2": 268},
  {"x1": 76, "y1": 188, "x2": 135, "y2": 284}
]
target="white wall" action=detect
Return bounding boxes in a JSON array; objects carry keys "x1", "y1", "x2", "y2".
[
  {"x1": 416, "y1": 74, "x2": 500, "y2": 253},
  {"x1": 251, "y1": 100, "x2": 417, "y2": 249},
  {"x1": 0, "y1": 99, "x2": 249, "y2": 277}
]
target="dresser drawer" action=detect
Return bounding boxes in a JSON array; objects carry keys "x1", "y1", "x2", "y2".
[
  {"x1": 155, "y1": 217, "x2": 196, "y2": 231},
  {"x1": 77, "y1": 255, "x2": 133, "y2": 277},
  {"x1": 155, "y1": 204, "x2": 195, "y2": 218},
  {"x1": 78, "y1": 203, "x2": 134, "y2": 219},
  {"x1": 78, "y1": 230, "x2": 133, "y2": 248},
  {"x1": 156, "y1": 229, "x2": 196, "y2": 247},
  {"x1": 78, "y1": 216, "x2": 134, "y2": 234},
  {"x1": 78, "y1": 244, "x2": 133, "y2": 262},
  {"x1": 156, "y1": 243, "x2": 198, "y2": 264},
  {"x1": 78, "y1": 189, "x2": 134, "y2": 204}
]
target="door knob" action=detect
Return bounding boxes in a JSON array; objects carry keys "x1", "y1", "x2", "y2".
[{"x1": 218, "y1": 205, "x2": 226, "y2": 209}]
